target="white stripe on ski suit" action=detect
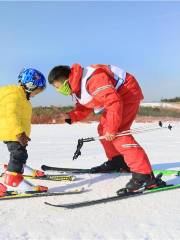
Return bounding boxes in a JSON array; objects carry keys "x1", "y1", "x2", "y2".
[{"x1": 122, "y1": 144, "x2": 140, "y2": 148}]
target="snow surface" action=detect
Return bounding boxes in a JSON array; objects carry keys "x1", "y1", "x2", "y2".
[
  {"x1": 141, "y1": 102, "x2": 180, "y2": 109},
  {"x1": 0, "y1": 122, "x2": 180, "y2": 240}
]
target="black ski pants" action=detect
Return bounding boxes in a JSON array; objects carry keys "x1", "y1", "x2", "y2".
[{"x1": 4, "y1": 141, "x2": 28, "y2": 173}]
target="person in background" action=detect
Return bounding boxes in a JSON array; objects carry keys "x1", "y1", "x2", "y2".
[{"x1": 0, "y1": 68, "x2": 48, "y2": 196}]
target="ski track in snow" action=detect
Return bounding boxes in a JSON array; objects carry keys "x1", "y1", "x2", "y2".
[{"x1": 0, "y1": 122, "x2": 180, "y2": 240}]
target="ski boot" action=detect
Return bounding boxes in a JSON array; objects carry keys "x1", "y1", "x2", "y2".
[
  {"x1": 3, "y1": 164, "x2": 45, "y2": 177},
  {"x1": 125, "y1": 172, "x2": 158, "y2": 192},
  {"x1": 0, "y1": 183, "x2": 7, "y2": 197},
  {"x1": 2, "y1": 171, "x2": 48, "y2": 194},
  {"x1": 90, "y1": 155, "x2": 130, "y2": 173}
]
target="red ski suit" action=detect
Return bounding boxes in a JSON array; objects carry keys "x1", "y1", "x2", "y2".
[{"x1": 68, "y1": 64, "x2": 152, "y2": 174}]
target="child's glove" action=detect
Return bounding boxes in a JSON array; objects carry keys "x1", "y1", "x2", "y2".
[{"x1": 16, "y1": 132, "x2": 31, "y2": 146}]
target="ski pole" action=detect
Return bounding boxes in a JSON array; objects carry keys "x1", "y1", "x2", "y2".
[
  {"x1": 103, "y1": 122, "x2": 172, "y2": 138},
  {"x1": 72, "y1": 121, "x2": 172, "y2": 160}
]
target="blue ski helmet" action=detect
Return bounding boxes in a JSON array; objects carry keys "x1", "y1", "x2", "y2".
[{"x1": 18, "y1": 68, "x2": 46, "y2": 92}]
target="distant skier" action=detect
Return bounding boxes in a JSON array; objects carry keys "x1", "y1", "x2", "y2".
[
  {"x1": 48, "y1": 64, "x2": 157, "y2": 191},
  {"x1": 0, "y1": 68, "x2": 48, "y2": 196}
]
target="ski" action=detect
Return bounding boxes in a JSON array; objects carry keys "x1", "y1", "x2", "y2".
[
  {"x1": 153, "y1": 169, "x2": 180, "y2": 176},
  {"x1": 41, "y1": 165, "x2": 180, "y2": 176},
  {"x1": 23, "y1": 174, "x2": 76, "y2": 181},
  {"x1": 41, "y1": 165, "x2": 90, "y2": 174},
  {"x1": 0, "y1": 173, "x2": 76, "y2": 182},
  {"x1": 44, "y1": 184, "x2": 180, "y2": 209},
  {"x1": 0, "y1": 187, "x2": 84, "y2": 201}
]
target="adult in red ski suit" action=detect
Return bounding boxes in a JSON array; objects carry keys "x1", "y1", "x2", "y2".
[{"x1": 48, "y1": 64, "x2": 156, "y2": 191}]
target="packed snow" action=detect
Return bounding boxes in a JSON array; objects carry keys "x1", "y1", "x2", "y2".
[
  {"x1": 0, "y1": 122, "x2": 180, "y2": 240},
  {"x1": 141, "y1": 102, "x2": 180, "y2": 109}
]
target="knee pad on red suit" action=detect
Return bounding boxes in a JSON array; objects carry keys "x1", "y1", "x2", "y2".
[{"x1": 112, "y1": 136, "x2": 152, "y2": 174}]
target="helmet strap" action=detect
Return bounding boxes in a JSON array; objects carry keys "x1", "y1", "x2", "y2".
[
  {"x1": 25, "y1": 92, "x2": 30, "y2": 101},
  {"x1": 19, "y1": 83, "x2": 37, "y2": 100}
]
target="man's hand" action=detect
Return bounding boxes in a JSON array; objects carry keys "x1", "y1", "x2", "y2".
[
  {"x1": 104, "y1": 132, "x2": 116, "y2": 141},
  {"x1": 16, "y1": 132, "x2": 31, "y2": 146}
]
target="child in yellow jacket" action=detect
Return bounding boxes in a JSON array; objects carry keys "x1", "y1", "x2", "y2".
[{"x1": 0, "y1": 68, "x2": 48, "y2": 196}]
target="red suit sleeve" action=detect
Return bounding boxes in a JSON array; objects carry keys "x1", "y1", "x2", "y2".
[
  {"x1": 87, "y1": 70, "x2": 123, "y2": 135},
  {"x1": 68, "y1": 102, "x2": 92, "y2": 123}
]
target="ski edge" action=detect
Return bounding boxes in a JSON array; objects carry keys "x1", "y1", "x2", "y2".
[
  {"x1": 0, "y1": 187, "x2": 85, "y2": 201},
  {"x1": 0, "y1": 174, "x2": 76, "y2": 182}
]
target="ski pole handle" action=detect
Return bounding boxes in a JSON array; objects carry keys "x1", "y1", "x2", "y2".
[{"x1": 73, "y1": 137, "x2": 96, "y2": 160}]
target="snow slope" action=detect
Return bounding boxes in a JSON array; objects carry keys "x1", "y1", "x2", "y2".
[
  {"x1": 0, "y1": 122, "x2": 180, "y2": 240},
  {"x1": 141, "y1": 102, "x2": 180, "y2": 109}
]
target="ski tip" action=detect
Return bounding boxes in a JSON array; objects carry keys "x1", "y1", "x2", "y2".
[
  {"x1": 44, "y1": 201, "x2": 70, "y2": 209},
  {"x1": 44, "y1": 202, "x2": 55, "y2": 207}
]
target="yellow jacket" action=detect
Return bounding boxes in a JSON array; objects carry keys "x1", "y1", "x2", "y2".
[{"x1": 0, "y1": 85, "x2": 32, "y2": 141}]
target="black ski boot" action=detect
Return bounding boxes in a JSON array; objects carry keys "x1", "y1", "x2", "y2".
[
  {"x1": 125, "y1": 172, "x2": 158, "y2": 192},
  {"x1": 90, "y1": 155, "x2": 130, "y2": 173}
]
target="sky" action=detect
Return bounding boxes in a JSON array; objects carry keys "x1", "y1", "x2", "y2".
[{"x1": 0, "y1": 1, "x2": 180, "y2": 106}]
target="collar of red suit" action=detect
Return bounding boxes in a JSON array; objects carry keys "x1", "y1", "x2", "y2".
[{"x1": 69, "y1": 64, "x2": 83, "y2": 95}]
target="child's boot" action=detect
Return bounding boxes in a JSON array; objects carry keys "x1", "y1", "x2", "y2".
[{"x1": 2, "y1": 171, "x2": 48, "y2": 193}]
